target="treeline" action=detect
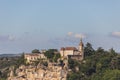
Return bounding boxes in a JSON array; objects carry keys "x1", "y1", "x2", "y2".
[
  {"x1": 67, "y1": 42, "x2": 120, "y2": 80},
  {"x1": 0, "y1": 53, "x2": 28, "y2": 80},
  {"x1": 0, "y1": 56, "x2": 20, "y2": 80}
]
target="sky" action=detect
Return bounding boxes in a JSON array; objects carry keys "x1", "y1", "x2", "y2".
[{"x1": 0, "y1": 0, "x2": 120, "y2": 53}]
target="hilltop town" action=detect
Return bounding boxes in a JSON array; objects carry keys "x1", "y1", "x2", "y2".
[
  {"x1": 0, "y1": 39, "x2": 120, "y2": 80},
  {"x1": 7, "y1": 39, "x2": 84, "y2": 80},
  {"x1": 1, "y1": 0, "x2": 120, "y2": 80}
]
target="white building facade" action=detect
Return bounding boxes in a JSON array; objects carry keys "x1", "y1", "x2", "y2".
[{"x1": 60, "y1": 39, "x2": 84, "y2": 60}]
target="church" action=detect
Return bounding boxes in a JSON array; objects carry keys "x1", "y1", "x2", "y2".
[{"x1": 60, "y1": 38, "x2": 84, "y2": 61}]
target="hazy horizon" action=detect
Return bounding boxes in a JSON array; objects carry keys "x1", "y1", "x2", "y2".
[{"x1": 0, "y1": 0, "x2": 120, "y2": 54}]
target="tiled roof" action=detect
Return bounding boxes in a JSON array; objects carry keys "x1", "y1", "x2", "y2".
[
  {"x1": 60, "y1": 47, "x2": 65, "y2": 50},
  {"x1": 61, "y1": 47, "x2": 77, "y2": 50},
  {"x1": 25, "y1": 53, "x2": 40, "y2": 56}
]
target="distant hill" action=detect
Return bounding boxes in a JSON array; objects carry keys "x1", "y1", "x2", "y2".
[{"x1": 0, "y1": 54, "x2": 21, "y2": 57}]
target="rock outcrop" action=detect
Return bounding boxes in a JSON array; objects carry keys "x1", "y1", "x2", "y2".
[{"x1": 8, "y1": 61, "x2": 67, "y2": 80}]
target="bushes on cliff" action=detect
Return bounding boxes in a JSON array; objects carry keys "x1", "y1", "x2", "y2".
[{"x1": 44, "y1": 49, "x2": 61, "y2": 62}]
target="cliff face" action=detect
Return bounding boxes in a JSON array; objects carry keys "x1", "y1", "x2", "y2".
[{"x1": 8, "y1": 62, "x2": 67, "y2": 80}]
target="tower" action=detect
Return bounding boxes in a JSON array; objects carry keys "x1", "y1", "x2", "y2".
[{"x1": 78, "y1": 38, "x2": 84, "y2": 60}]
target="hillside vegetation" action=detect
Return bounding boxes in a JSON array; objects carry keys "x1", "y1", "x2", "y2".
[
  {"x1": 0, "y1": 55, "x2": 23, "y2": 80},
  {"x1": 67, "y1": 43, "x2": 120, "y2": 80},
  {"x1": 0, "y1": 43, "x2": 120, "y2": 80}
]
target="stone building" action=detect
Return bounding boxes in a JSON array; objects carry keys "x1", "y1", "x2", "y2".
[
  {"x1": 24, "y1": 53, "x2": 46, "y2": 63},
  {"x1": 60, "y1": 38, "x2": 84, "y2": 60}
]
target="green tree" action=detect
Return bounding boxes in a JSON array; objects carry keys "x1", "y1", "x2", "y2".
[
  {"x1": 44, "y1": 49, "x2": 60, "y2": 62},
  {"x1": 109, "y1": 48, "x2": 117, "y2": 56},
  {"x1": 110, "y1": 55, "x2": 120, "y2": 70},
  {"x1": 53, "y1": 53, "x2": 61, "y2": 62},
  {"x1": 102, "y1": 70, "x2": 120, "y2": 80},
  {"x1": 32, "y1": 49, "x2": 40, "y2": 53},
  {"x1": 67, "y1": 72, "x2": 81, "y2": 80},
  {"x1": 84, "y1": 42, "x2": 94, "y2": 57},
  {"x1": 96, "y1": 47, "x2": 104, "y2": 53},
  {"x1": 44, "y1": 49, "x2": 55, "y2": 59}
]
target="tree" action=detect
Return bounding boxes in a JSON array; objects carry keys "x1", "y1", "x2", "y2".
[
  {"x1": 84, "y1": 42, "x2": 94, "y2": 57},
  {"x1": 44, "y1": 49, "x2": 55, "y2": 59},
  {"x1": 102, "y1": 70, "x2": 120, "y2": 80},
  {"x1": 44, "y1": 49, "x2": 60, "y2": 62},
  {"x1": 67, "y1": 72, "x2": 81, "y2": 80},
  {"x1": 110, "y1": 55, "x2": 120, "y2": 70},
  {"x1": 96, "y1": 47, "x2": 104, "y2": 53},
  {"x1": 109, "y1": 48, "x2": 117, "y2": 56},
  {"x1": 16, "y1": 53, "x2": 26, "y2": 67},
  {"x1": 32, "y1": 49, "x2": 40, "y2": 53},
  {"x1": 53, "y1": 53, "x2": 61, "y2": 62}
]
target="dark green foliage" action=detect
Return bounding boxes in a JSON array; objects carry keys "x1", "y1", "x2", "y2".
[
  {"x1": 0, "y1": 56, "x2": 21, "y2": 79},
  {"x1": 109, "y1": 48, "x2": 117, "y2": 56},
  {"x1": 68, "y1": 59, "x2": 79, "y2": 70},
  {"x1": 102, "y1": 70, "x2": 120, "y2": 80},
  {"x1": 59, "y1": 60, "x2": 67, "y2": 68},
  {"x1": 34, "y1": 60, "x2": 48, "y2": 67},
  {"x1": 44, "y1": 49, "x2": 60, "y2": 62},
  {"x1": 67, "y1": 42, "x2": 120, "y2": 80},
  {"x1": 32, "y1": 49, "x2": 40, "y2": 53},
  {"x1": 59, "y1": 60, "x2": 63, "y2": 64},
  {"x1": 96, "y1": 47, "x2": 105, "y2": 53},
  {"x1": 44, "y1": 49, "x2": 56, "y2": 59},
  {"x1": 68, "y1": 59, "x2": 75, "y2": 69},
  {"x1": 84, "y1": 42, "x2": 95, "y2": 57},
  {"x1": 15, "y1": 53, "x2": 26, "y2": 67},
  {"x1": 110, "y1": 55, "x2": 120, "y2": 69},
  {"x1": 2, "y1": 53, "x2": 29, "y2": 77},
  {"x1": 0, "y1": 78, "x2": 6, "y2": 80},
  {"x1": 53, "y1": 53, "x2": 61, "y2": 62},
  {"x1": 43, "y1": 61, "x2": 48, "y2": 67},
  {"x1": 67, "y1": 72, "x2": 81, "y2": 80}
]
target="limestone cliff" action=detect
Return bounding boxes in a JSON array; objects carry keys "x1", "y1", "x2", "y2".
[{"x1": 8, "y1": 61, "x2": 67, "y2": 80}]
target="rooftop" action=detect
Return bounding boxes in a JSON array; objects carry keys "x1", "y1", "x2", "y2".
[{"x1": 61, "y1": 47, "x2": 77, "y2": 51}]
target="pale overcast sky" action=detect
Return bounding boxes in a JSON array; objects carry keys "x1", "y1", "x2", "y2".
[{"x1": 0, "y1": 0, "x2": 120, "y2": 53}]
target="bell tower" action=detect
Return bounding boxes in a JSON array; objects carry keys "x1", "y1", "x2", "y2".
[{"x1": 78, "y1": 38, "x2": 84, "y2": 60}]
